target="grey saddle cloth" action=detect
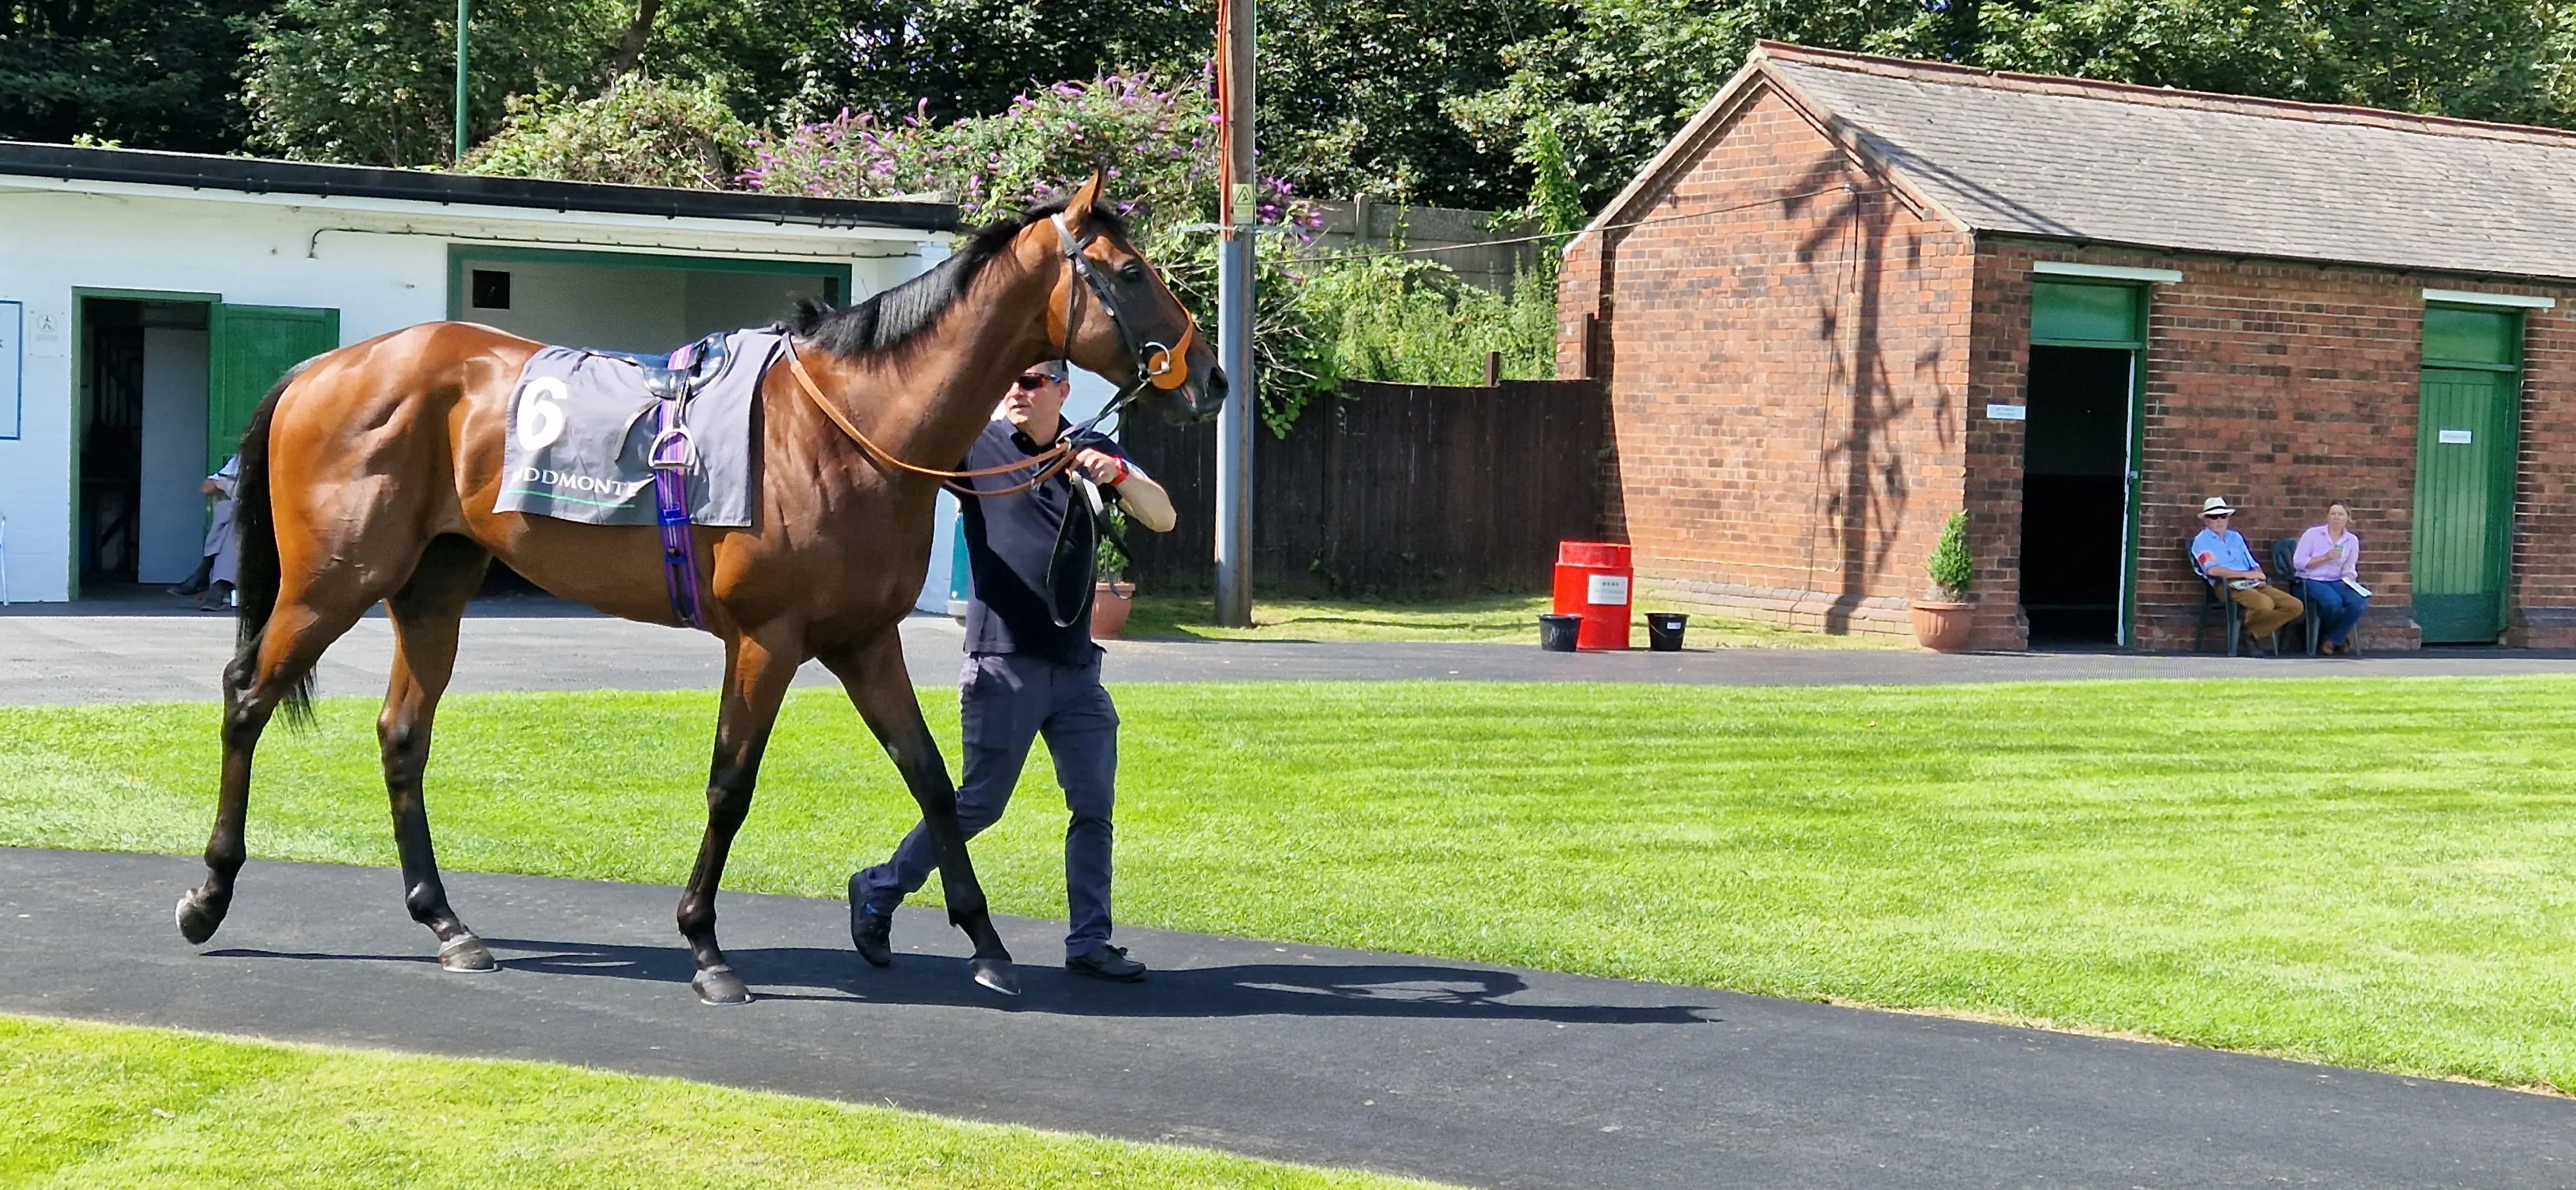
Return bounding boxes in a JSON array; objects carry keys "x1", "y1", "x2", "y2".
[{"x1": 494, "y1": 328, "x2": 787, "y2": 527}]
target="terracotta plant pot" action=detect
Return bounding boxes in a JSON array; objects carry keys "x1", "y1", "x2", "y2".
[
  {"x1": 1092, "y1": 579, "x2": 1135, "y2": 639},
  {"x1": 1909, "y1": 600, "x2": 1973, "y2": 652}
]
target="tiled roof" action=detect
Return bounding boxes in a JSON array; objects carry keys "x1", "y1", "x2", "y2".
[{"x1": 1605, "y1": 42, "x2": 2576, "y2": 283}]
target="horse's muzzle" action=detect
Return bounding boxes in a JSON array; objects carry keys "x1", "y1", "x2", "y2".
[{"x1": 1185, "y1": 366, "x2": 1229, "y2": 424}]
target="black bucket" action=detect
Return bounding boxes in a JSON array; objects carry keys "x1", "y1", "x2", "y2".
[
  {"x1": 1538, "y1": 613, "x2": 1582, "y2": 652},
  {"x1": 1645, "y1": 612, "x2": 1689, "y2": 652}
]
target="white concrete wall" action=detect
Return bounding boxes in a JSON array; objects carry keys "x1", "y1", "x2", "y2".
[
  {"x1": 137, "y1": 326, "x2": 209, "y2": 583},
  {"x1": 0, "y1": 184, "x2": 938, "y2": 601}
]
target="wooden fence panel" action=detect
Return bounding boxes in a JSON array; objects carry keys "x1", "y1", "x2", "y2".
[{"x1": 1118, "y1": 378, "x2": 1607, "y2": 598}]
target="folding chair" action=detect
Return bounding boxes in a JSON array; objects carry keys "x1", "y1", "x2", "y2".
[
  {"x1": 2271, "y1": 538, "x2": 2319, "y2": 657},
  {"x1": 2190, "y1": 539, "x2": 2241, "y2": 657}
]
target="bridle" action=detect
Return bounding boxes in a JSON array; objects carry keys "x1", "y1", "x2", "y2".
[{"x1": 779, "y1": 211, "x2": 1197, "y2": 499}]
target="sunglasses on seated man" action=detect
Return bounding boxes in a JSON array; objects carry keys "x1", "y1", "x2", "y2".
[{"x1": 1014, "y1": 372, "x2": 1064, "y2": 392}]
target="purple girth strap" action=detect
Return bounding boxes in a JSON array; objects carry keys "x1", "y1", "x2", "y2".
[{"x1": 649, "y1": 341, "x2": 708, "y2": 630}]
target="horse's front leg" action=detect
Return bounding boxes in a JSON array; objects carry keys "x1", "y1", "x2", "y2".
[
  {"x1": 677, "y1": 624, "x2": 801, "y2": 1005},
  {"x1": 820, "y1": 631, "x2": 1019, "y2": 996}
]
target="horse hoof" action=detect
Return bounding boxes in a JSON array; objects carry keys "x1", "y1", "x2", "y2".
[
  {"x1": 970, "y1": 958, "x2": 1021, "y2": 997},
  {"x1": 692, "y1": 965, "x2": 752, "y2": 1006},
  {"x1": 438, "y1": 936, "x2": 498, "y2": 973},
  {"x1": 175, "y1": 894, "x2": 223, "y2": 945}
]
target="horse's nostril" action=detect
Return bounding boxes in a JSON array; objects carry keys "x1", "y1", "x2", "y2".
[{"x1": 1204, "y1": 366, "x2": 1230, "y2": 408}]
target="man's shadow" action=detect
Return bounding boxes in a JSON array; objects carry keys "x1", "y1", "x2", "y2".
[{"x1": 210, "y1": 935, "x2": 1717, "y2": 1026}]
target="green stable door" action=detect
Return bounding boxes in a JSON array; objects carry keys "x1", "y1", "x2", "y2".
[
  {"x1": 208, "y1": 304, "x2": 339, "y2": 470},
  {"x1": 2413, "y1": 307, "x2": 2522, "y2": 643}
]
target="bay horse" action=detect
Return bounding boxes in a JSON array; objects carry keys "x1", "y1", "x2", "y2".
[{"x1": 173, "y1": 175, "x2": 1223, "y2": 1004}]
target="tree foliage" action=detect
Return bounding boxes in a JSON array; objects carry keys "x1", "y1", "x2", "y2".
[
  {"x1": 0, "y1": 0, "x2": 267, "y2": 149},
  {"x1": 1465, "y1": 0, "x2": 2576, "y2": 211},
  {"x1": 242, "y1": 0, "x2": 620, "y2": 165}
]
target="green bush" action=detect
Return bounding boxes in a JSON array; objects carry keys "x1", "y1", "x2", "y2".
[
  {"x1": 1927, "y1": 511, "x2": 1973, "y2": 600},
  {"x1": 1301, "y1": 252, "x2": 1557, "y2": 389},
  {"x1": 465, "y1": 75, "x2": 753, "y2": 189}
]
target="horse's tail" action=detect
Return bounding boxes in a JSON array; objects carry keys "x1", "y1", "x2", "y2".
[{"x1": 226, "y1": 363, "x2": 315, "y2": 730}]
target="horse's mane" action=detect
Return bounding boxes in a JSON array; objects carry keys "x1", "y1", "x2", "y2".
[{"x1": 789, "y1": 198, "x2": 1131, "y2": 360}]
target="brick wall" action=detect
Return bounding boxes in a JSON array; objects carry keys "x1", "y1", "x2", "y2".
[
  {"x1": 2517, "y1": 303, "x2": 2576, "y2": 647},
  {"x1": 1557, "y1": 81, "x2": 1976, "y2": 639},
  {"x1": 1975, "y1": 242, "x2": 2576, "y2": 651}
]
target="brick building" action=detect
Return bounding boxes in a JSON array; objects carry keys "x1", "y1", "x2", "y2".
[{"x1": 1558, "y1": 42, "x2": 2576, "y2": 651}]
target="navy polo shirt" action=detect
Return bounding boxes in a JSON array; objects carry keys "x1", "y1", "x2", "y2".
[{"x1": 956, "y1": 417, "x2": 1127, "y2": 666}]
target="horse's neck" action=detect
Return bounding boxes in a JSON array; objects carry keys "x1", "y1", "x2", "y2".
[{"x1": 840, "y1": 242, "x2": 1057, "y2": 477}]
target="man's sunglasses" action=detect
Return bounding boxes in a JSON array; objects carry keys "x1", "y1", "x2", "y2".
[
  {"x1": 1014, "y1": 373, "x2": 1060, "y2": 392},
  {"x1": 2202, "y1": 513, "x2": 2232, "y2": 520}
]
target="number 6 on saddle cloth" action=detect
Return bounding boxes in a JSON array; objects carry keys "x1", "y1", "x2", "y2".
[{"x1": 495, "y1": 328, "x2": 786, "y2": 628}]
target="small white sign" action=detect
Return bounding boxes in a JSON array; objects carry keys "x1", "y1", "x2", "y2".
[
  {"x1": 1985, "y1": 403, "x2": 2028, "y2": 421},
  {"x1": 26, "y1": 310, "x2": 64, "y2": 358},
  {"x1": 2438, "y1": 428, "x2": 2473, "y2": 444},
  {"x1": 1586, "y1": 573, "x2": 1629, "y2": 605}
]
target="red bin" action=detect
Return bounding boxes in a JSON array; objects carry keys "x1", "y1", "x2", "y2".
[{"x1": 1551, "y1": 541, "x2": 1633, "y2": 650}]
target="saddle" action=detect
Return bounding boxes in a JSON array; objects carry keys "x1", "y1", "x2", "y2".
[{"x1": 589, "y1": 332, "x2": 735, "y2": 406}]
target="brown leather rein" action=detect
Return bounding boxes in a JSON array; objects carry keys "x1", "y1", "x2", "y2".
[{"x1": 780, "y1": 345, "x2": 1075, "y2": 498}]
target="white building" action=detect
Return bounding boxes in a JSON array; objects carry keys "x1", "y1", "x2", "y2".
[{"x1": 0, "y1": 141, "x2": 997, "y2": 607}]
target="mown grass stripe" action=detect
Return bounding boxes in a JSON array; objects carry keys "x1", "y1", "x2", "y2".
[{"x1": 6, "y1": 676, "x2": 2575, "y2": 1090}]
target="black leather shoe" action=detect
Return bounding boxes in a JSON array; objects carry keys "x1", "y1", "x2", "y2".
[
  {"x1": 1065, "y1": 944, "x2": 1146, "y2": 982},
  {"x1": 848, "y1": 883, "x2": 893, "y2": 968}
]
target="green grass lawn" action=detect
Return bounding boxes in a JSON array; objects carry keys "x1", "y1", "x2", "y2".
[
  {"x1": 6, "y1": 677, "x2": 2576, "y2": 1091},
  {"x1": 1118, "y1": 593, "x2": 1899, "y2": 647},
  {"x1": 0, "y1": 1014, "x2": 1450, "y2": 1189}
]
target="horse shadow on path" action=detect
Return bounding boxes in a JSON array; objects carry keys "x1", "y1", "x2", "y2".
[{"x1": 209, "y1": 936, "x2": 1718, "y2": 1026}]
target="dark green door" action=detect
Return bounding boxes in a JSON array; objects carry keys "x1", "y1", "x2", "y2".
[
  {"x1": 2413, "y1": 307, "x2": 2521, "y2": 643},
  {"x1": 208, "y1": 304, "x2": 339, "y2": 470}
]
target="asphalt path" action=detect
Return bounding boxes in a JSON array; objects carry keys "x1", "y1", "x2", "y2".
[
  {"x1": 5, "y1": 848, "x2": 2570, "y2": 1188},
  {"x1": 6, "y1": 601, "x2": 2576, "y2": 704}
]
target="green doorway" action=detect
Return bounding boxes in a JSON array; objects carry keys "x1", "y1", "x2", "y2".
[
  {"x1": 68, "y1": 290, "x2": 336, "y2": 597},
  {"x1": 2023, "y1": 280, "x2": 2147, "y2": 647},
  {"x1": 2412, "y1": 305, "x2": 2521, "y2": 643}
]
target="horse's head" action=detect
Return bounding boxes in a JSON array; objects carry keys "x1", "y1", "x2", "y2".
[{"x1": 1048, "y1": 174, "x2": 1226, "y2": 425}]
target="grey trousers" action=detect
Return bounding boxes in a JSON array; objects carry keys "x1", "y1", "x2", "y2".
[{"x1": 853, "y1": 651, "x2": 1119, "y2": 958}]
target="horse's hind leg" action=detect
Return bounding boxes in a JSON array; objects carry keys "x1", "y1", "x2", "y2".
[
  {"x1": 675, "y1": 625, "x2": 802, "y2": 1005},
  {"x1": 379, "y1": 535, "x2": 495, "y2": 972},
  {"x1": 176, "y1": 578, "x2": 384, "y2": 945}
]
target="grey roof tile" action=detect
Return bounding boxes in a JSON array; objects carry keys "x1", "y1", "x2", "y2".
[{"x1": 1764, "y1": 50, "x2": 2576, "y2": 283}]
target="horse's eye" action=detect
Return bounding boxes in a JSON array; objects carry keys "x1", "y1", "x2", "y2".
[{"x1": 1119, "y1": 262, "x2": 1147, "y2": 283}]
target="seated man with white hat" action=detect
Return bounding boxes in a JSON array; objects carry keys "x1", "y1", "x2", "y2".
[{"x1": 2191, "y1": 496, "x2": 2303, "y2": 652}]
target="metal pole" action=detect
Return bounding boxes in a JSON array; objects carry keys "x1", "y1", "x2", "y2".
[
  {"x1": 1212, "y1": 0, "x2": 1256, "y2": 627},
  {"x1": 454, "y1": 0, "x2": 471, "y2": 164}
]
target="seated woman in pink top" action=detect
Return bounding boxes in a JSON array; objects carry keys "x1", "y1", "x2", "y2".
[{"x1": 2293, "y1": 502, "x2": 2368, "y2": 654}]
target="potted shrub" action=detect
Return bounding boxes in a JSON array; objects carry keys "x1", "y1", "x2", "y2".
[
  {"x1": 1911, "y1": 511, "x2": 1975, "y2": 652},
  {"x1": 1091, "y1": 505, "x2": 1135, "y2": 640}
]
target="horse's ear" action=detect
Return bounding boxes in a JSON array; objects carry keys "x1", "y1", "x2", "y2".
[{"x1": 1063, "y1": 171, "x2": 1105, "y2": 227}]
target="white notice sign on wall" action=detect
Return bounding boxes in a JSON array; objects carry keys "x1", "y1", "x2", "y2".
[
  {"x1": 0, "y1": 301, "x2": 20, "y2": 440},
  {"x1": 1586, "y1": 573, "x2": 1629, "y2": 605},
  {"x1": 1985, "y1": 403, "x2": 2029, "y2": 421},
  {"x1": 2438, "y1": 428, "x2": 2474, "y2": 444},
  {"x1": 26, "y1": 308, "x2": 64, "y2": 359}
]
